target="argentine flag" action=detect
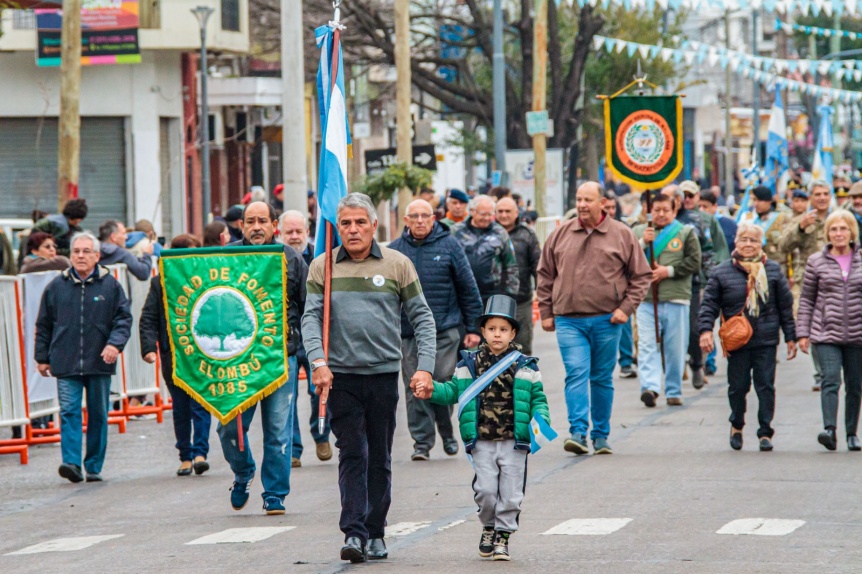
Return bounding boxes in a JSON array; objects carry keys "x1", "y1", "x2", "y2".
[
  {"x1": 315, "y1": 24, "x2": 352, "y2": 256},
  {"x1": 811, "y1": 104, "x2": 834, "y2": 194},
  {"x1": 763, "y1": 89, "x2": 788, "y2": 194},
  {"x1": 529, "y1": 415, "x2": 558, "y2": 454}
]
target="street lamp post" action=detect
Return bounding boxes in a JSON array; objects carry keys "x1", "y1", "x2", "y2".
[
  {"x1": 492, "y1": 0, "x2": 506, "y2": 181},
  {"x1": 191, "y1": 5, "x2": 215, "y2": 228}
]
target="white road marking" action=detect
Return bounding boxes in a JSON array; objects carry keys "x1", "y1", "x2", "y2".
[
  {"x1": 542, "y1": 518, "x2": 633, "y2": 536},
  {"x1": 186, "y1": 527, "x2": 295, "y2": 545},
  {"x1": 717, "y1": 519, "x2": 806, "y2": 536},
  {"x1": 438, "y1": 520, "x2": 466, "y2": 531},
  {"x1": 385, "y1": 522, "x2": 432, "y2": 537},
  {"x1": 6, "y1": 535, "x2": 125, "y2": 555}
]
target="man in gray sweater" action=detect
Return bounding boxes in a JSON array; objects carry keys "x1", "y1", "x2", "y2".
[{"x1": 302, "y1": 193, "x2": 436, "y2": 564}]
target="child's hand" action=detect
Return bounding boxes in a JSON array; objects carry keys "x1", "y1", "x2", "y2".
[{"x1": 410, "y1": 375, "x2": 433, "y2": 399}]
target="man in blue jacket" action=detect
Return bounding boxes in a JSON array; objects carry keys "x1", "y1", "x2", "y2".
[
  {"x1": 390, "y1": 199, "x2": 484, "y2": 460},
  {"x1": 35, "y1": 231, "x2": 132, "y2": 483}
]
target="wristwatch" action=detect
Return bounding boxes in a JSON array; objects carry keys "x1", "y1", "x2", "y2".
[{"x1": 311, "y1": 360, "x2": 327, "y2": 372}]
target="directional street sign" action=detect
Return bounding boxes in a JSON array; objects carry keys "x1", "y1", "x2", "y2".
[
  {"x1": 526, "y1": 110, "x2": 550, "y2": 136},
  {"x1": 364, "y1": 144, "x2": 438, "y2": 176}
]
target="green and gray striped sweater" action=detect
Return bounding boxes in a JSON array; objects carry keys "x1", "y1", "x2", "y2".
[{"x1": 301, "y1": 241, "x2": 437, "y2": 375}]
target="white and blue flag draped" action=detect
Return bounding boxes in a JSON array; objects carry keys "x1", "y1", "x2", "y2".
[
  {"x1": 315, "y1": 24, "x2": 352, "y2": 256},
  {"x1": 811, "y1": 104, "x2": 834, "y2": 195},
  {"x1": 735, "y1": 157, "x2": 763, "y2": 224},
  {"x1": 763, "y1": 89, "x2": 788, "y2": 194},
  {"x1": 457, "y1": 351, "x2": 521, "y2": 419},
  {"x1": 529, "y1": 415, "x2": 558, "y2": 454}
]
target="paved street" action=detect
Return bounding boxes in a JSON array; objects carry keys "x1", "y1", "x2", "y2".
[{"x1": 2, "y1": 329, "x2": 861, "y2": 573}]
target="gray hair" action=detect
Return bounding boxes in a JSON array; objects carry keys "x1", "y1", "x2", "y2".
[
  {"x1": 279, "y1": 210, "x2": 308, "y2": 228},
  {"x1": 250, "y1": 186, "x2": 268, "y2": 203},
  {"x1": 809, "y1": 179, "x2": 830, "y2": 193},
  {"x1": 735, "y1": 222, "x2": 764, "y2": 242},
  {"x1": 468, "y1": 194, "x2": 495, "y2": 212},
  {"x1": 70, "y1": 231, "x2": 100, "y2": 253},
  {"x1": 336, "y1": 193, "x2": 377, "y2": 224}
]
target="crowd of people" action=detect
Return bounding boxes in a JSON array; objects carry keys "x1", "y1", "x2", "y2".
[{"x1": 6, "y1": 174, "x2": 861, "y2": 563}]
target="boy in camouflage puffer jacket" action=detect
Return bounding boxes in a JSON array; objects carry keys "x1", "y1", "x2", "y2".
[{"x1": 414, "y1": 295, "x2": 549, "y2": 562}]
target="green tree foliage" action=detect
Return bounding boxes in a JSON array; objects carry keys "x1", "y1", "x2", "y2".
[
  {"x1": 194, "y1": 293, "x2": 254, "y2": 352},
  {"x1": 354, "y1": 163, "x2": 434, "y2": 206}
]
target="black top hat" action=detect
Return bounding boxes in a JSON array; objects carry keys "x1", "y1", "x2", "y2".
[{"x1": 478, "y1": 295, "x2": 520, "y2": 331}]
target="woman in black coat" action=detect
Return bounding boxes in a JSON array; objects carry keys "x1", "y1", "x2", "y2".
[
  {"x1": 698, "y1": 223, "x2": 797, "y2": 452},
  {"x1": 140, "y1": 234, "x2": 212, "y2": 476}
]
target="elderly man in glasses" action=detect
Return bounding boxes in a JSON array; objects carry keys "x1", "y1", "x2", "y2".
[{"x1": 389, "y1": 199, "x2": 484, "y2": 461}]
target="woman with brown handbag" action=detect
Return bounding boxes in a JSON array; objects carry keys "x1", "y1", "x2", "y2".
[
  {"x1": 699, "y1": 223, "x2": 797, "y2": 452},
  {"x1": 797, "y1": 211, "x2": 862, "y2": 452}
]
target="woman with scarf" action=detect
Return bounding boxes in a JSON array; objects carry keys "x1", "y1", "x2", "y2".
[
  {"x1": 699, "y1": 223, "x2": 797, "y2": 451},
  {"x1": 797, "y1": 211, "x2": 862, "y2": 451}
]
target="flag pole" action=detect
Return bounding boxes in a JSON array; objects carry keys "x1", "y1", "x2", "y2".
[{"x1": 318, "y1": 11, "x2": 343, "y2": 436}]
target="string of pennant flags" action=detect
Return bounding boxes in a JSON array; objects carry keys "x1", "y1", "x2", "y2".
[
  {"x1": 593, "y1": 34, "x2": 862, "y2": 102},
  {"x1": 576, "y1": 0, "x2": 862, "y2": 17},
  {"x1": 776, "y1": 18, "x2": 862, "y2": 41},
  {"x1": 593, "y1": 35, "x2": 862, "y2": 79}
]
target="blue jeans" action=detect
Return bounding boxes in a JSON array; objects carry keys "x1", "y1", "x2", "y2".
[
  {"x1": 165, "y1": 378, "x2": 211, "y2": 461},
  {"x1": 57, "y1": 375, "x2": 112, "y2": 474},
  {"x1": 618, "y1": 316, "x2": 634, "y2": 368},
  {"x1": 636, "y1": 302, "x2": 690, "y2": 399},
  {"x1": 217, "y1": 355, "x2": 297, "y2": 501},
  {"x1": 706, "y1": 347, "x2": 717, "y2": 372},
  {"x1": 555, "y1": 314, "x2": 622, "y2": 440}
]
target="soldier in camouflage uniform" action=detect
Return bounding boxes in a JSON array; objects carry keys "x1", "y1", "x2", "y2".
[
  {"x1": 779, "y1": 179, "x2": 832, "y2": 391},
  {"x1": 737, "y1": 186, "x2": 795, "y2": 277},
  {"x1": 452, "y1": 195, "x2": 519, "y2": 306}
]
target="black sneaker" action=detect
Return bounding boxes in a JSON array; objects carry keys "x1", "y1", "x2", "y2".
[
  {"x1": 58, "y1": 463, "x2": 84, "y2": 483},
  {"x1": 85, "y1": 473, "x2": 103, "y2": 482},
  {"x1": 492, "y1": 531, "x2": 510, "y2": 561},
  {"x1": 619, "y1": 365, "x2": 637, "y2": 378},
  {"x1": 443, "y1": 438, "x2": 459, "y2": 456},
  {"x1": 478, "y1": 527, "x2": 495, "y2": 558},
  {"x1": 410, "y1": 449, "x2": 430, "y2": 461},
  {"x1": 730, "y1": 429, "x2": 743, "y2": 451},
  {"x1": 759, "y1": 437, "x2": 774, "y2": 452}
]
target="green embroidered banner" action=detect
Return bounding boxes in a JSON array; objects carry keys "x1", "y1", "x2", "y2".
[
  {"x1": 604, "y1": 95, "x2": 683, "y2": 189},
  {"x1": 159, "y1": 245, "x2": 287, "y2": 424}
]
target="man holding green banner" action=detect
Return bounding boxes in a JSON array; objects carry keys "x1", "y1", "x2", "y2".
[
  {"x1": 633, "y1": 193, "x2": 702, "y2": 408},
  {"x1": 160, "y1": 201, "x2": 307, "y2": 515}
]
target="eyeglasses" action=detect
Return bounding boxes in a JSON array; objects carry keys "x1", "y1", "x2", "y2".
[
  {"x1": 736, "y1": 237, "x2": 761, "y2": 244},
  {"x1": 473, "y1": 211, "x2": 494, "y2": 217},
  {"x1": 406, "y1": 213, "x2": 434, "y2": 220},
  {"x1": 71, "y1": 249, "x2": 96, "y2": 255}
]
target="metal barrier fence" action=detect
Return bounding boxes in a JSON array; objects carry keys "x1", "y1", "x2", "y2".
[
  {"x1": 535, "y1": 216, "x2": 562, "y2": 245},
  {"x1": 0, "y1": 263, "x2": 171, "y2": 464}
]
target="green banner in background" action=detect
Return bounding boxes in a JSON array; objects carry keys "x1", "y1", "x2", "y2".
[
  {"x1": 159, "y1": 245, "x2": 287, "y2": 425},
  {"x1": 604, "y1": 95, "x2": 683, "y2": 189}
]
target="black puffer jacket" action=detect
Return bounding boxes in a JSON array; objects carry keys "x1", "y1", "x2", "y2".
[
  {"x1": 508, "y1": 221, "x2": 541, "y2": 304},
  {"x1": 389, "y1": 222, "x2": 484, "y2": 336},
  {"x1": 228, "y1": 239, "x2": 308, "y2": 355},
  {"x1": 35, "y1": 266, "x2": 133, "y2": 377},
  {"x1": 698, "y1": 258, "x2": 796, "y2": 349},
  {"x1": 139, "y1": 276, "x2": 172, "y2": 380}
]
